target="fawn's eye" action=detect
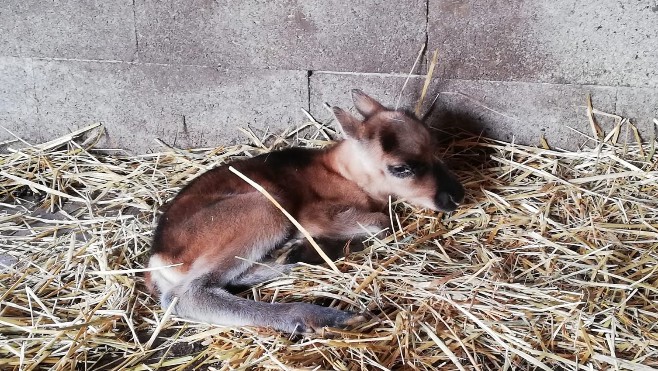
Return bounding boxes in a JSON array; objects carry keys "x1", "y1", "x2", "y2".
[{"x1": 388, "y1": 164, "x2": 414, "y2": 178}]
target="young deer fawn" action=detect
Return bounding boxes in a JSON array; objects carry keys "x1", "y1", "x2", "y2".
[{"x1": 146, "y1": 90, "x2": 464, "y2": 334}]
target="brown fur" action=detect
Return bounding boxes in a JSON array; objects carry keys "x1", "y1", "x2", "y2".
[{"x1": 147, "y1": 90, "x2": 464, "y2": 334}]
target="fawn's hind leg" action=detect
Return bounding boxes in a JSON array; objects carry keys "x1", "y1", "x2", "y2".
[{"x1": 168, "y1": 272, "x2": 365, "y2": 334}]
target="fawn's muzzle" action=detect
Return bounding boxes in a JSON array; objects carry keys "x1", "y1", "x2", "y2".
[{"x1": 433, "y1": 163, "x2": 465, "y2": 212}]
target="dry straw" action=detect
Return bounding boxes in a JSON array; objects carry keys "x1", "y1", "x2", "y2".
[{"x1": 1, "y1": 109, "x2": 657, "y2": 370}]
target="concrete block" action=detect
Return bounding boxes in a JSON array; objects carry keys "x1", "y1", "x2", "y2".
[
  {"x1": 426, "y1": 79, "x2": 619, "y2": 150},
  {"x1": 29, "y1": 60, "x2": 308, "y2": 152},
  {"x1": 135, "y1": 0, "x2": 426, "y2": 72},
  {"x1": 428, "y1": 0, "x2": 658, "y2": 87},
  {"x1": 309, "y1": 72, "x2": 627, "y2": 149},
  {"x1": 0, "y1": 57, "x2": 37, "y2": 145},
  {"x1": 616, "y1": 87, "x2": 658, "y2": 140},
  {"x1": 0, "y1": 0, "x2": 136, "y2": 61}
]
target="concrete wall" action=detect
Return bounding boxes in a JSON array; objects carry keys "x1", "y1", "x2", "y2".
[{"x1": 1, "y1": 1, "x2": 656, "y2": 152}]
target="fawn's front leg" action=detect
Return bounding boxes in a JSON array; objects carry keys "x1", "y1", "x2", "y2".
[{"x1": 300, "y1": 203, "x2": 389, "y2": 239}]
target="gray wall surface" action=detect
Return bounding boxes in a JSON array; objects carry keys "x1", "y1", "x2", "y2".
[{"x1": 1, "y1": 1, "x2": 656, "y2": 152}]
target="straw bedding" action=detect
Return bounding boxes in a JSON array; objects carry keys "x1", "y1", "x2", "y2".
[{"x1": 0, "y1": 113, "x2": 656, "y2": 370}]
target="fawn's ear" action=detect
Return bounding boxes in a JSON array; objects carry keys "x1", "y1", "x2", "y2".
[
  {"x1": 332, "y1": 107, "x2": 363, "y2": 139},
  {"x1": 351, "y1": 89, "x2": 385, "y2": 118}
]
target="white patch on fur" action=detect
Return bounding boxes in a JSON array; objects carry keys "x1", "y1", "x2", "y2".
[
  {"x1": 333, "y1": 141, "x2": 389, "y2": 201},
  {"x1": 148, "y1": 255, "x2": 186, "y2": 295},
  {"x1": 405, "y1": 196, "x2": 437, "y2": 211}
]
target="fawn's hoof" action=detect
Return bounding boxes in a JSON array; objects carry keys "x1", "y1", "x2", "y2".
[{"x1": 286, "y1": 303, "x2": 367, "y2": 334}]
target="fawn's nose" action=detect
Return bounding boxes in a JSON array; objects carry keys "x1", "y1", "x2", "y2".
[
  {"x1": 433, "y1": 164, "x2": 465, "y2": 212},
  {"x1": 435, "y1": 189, "x2": 463, "y2": 211}
]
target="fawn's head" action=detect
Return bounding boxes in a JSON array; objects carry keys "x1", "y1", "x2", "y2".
[{"x1": 332, "y1": 89, "x2": 464, "y2": 212}]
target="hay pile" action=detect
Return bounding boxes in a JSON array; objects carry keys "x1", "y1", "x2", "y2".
[{"x1": 0, "y1": 114, "x2": 657, "y2": 370}]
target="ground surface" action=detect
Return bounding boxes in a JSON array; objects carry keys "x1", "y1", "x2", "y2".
[{"x1": 0, "y1": 123, "x2": 656, "y2": 370}]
